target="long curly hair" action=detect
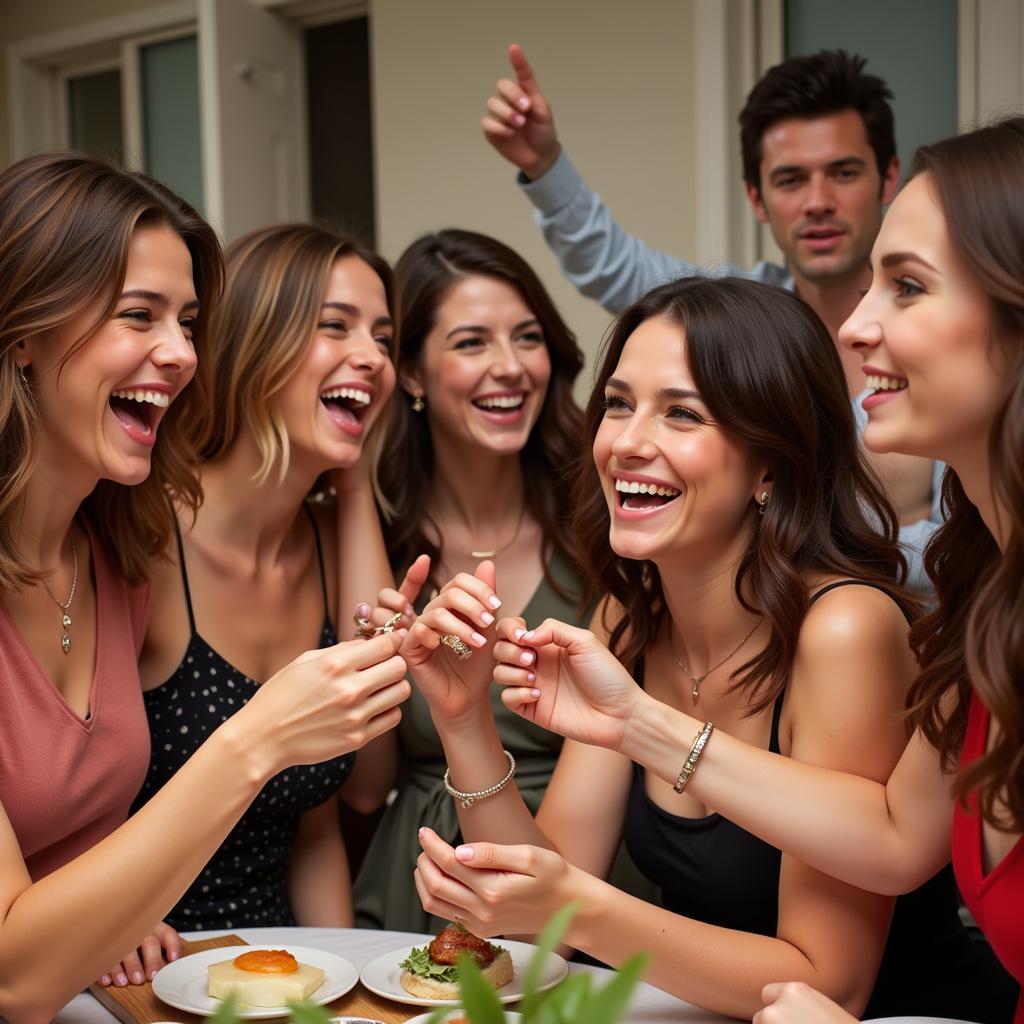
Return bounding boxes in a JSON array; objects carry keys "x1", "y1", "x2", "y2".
[
  {"x1": 575, "y1": 277, "x2": 913, "y2": 714},
  {"x1": 0, "y1": 152, "x2": 222, "y2": 587},
  {"x1": 375, "y1": 229, "x2": 586, "y2": 597},
  {"x1": 904, "y1": 117, "x2": 1024, "y2": 831}
]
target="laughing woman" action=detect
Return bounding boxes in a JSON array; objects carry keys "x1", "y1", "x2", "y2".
[
  {"x1": 0, "y1": 156, "x2": 408, "y2": 1022},
  {"x1": 405, "y1": 275, "x2": 1013, "y2": 1020},
  {"x1": 134, "y1": 223, "x2": 401, "y2": 931},
  {"x1": 351, "y1": 229, "x2": 601, "y2": 932}
]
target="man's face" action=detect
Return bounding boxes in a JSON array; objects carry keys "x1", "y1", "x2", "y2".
[{"x1": 746, "y1": 109, "x2": 899, "y2": 286}]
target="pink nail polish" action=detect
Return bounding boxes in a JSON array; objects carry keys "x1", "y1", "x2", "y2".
[
  {"x1": 531, "y1": 688, "x2": 541, "y2": 698},
  {"x1": 488, "y1": 595, "x2": 502, "y2": 609},
  {"x1": 520, "y1": 651, "x2": 534, "y2": 666},
  {"x1": 471, "y1": 632, "x2": 487, "y2": 647},
  {"x1": 513, "y1": 628, "x2": 525, "y2": 641},
  {"x1": 527, "y1": 672, "x2": 536, "y2": 682},
  {"x1": 518, "y1": 97, "x2": 529, "y2": 111},
  {"x1": 132, "y1": 971, "x2": 144, "y2": 985},
  {"x1": 100, "y1": 976, "x2": 111, "y2": 986},
  {"x1": 481, "y1": 612, "x2": 494, "y2": 626},
  {"x1": 523, "y1": 630, "x2": 535, "y2": 641},
  {"x1": 455, "y1": 845, "x2": 474, "y2": 862}
]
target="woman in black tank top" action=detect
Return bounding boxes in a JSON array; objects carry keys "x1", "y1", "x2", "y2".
[
  {"x1": 404, "y1": 279, "x2": 1015, "y2": 1022},
  {"x1": 134, "y1": 225, "x2": 404, "y2": 930}
]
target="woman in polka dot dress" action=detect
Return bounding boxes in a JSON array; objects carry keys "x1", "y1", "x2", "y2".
[{"x1": 134, "y1": 224, "x2": 401, "y2": 930}]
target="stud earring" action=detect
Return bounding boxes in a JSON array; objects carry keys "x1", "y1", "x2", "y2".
[
  {"x1": 411, "y1": 394, "x2": 425, "y2": 413},
  {"x1": 757, "y1": 490, "x2": 770, "y2": 516}
]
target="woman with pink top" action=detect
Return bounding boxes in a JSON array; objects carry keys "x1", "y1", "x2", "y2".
[{"x1": 0, "y1": 153, "x2": 408, "y2": 1022}]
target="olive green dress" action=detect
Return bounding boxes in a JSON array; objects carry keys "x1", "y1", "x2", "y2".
[{"x1": 354, "y1": 547, "x2": 651, "y2": 932}]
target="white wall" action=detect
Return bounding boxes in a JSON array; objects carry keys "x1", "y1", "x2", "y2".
[{"x1": 370, "y1": 0, "x2": 698, "y2": 382}]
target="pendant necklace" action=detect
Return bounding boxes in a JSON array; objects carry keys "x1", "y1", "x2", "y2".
[
  {"x1": 41, "y1": 528, "x2": 78, "y2": 654},
  {"x1": 468, "y1": 504, "x2": 527, "y2": 559},
  {"x1": 670, "y1": 618, "x2": 762, "y2": 703}
]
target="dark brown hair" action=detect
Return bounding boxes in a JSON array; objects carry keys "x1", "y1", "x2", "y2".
[
  {"x1": 180, "y1": 223, "x2": 397, "y2": 484},
  {"x1": 576, "y1": 277, "x2": 912, "y2": 714},
  {"x1": 904, "y1": 116, "x2": 1024, "y2": 831},
  {"x1": 739, "y1": 50, "x2": 896, "y2": 191},
  {"x1": 376, "y1": 229, "x2": 585, "y2": 593},
  {"x1": 0, "y1": 152, "x2": 222, "y2": 588}
]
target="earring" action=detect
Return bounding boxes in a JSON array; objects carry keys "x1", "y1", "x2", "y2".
[
  {"x1": 757, "y1": 490, "x2": 770, "y2": 516},
  {"x1": 17, "y1": 363, "x2": 28, "y2": 386},
  {"x1": 411, "y1": 394, "x2": 425, "y2": 413}
]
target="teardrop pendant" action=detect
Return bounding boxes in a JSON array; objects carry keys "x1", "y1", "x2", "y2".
[
  {"x1": 63, "y1": 613, "x2": 72, "y2": 629},
  {"x1": 61, "y1": 632, "x2": 71, "y2": 654}
]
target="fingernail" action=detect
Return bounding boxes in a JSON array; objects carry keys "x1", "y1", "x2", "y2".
[
  {"x1": 455, "y1": 845, "x2": 474, "y2": 862},
  {"x1": 531, "y1": 688, "x2": 541, "y2": 697},
  {"x1": 514, "y1": 113, "x2": 526, "y2": 127},
  {"x1": 418, "y1": 827, "x2": 426, "y2": 838},
  {"x1": 405, "y1": 603, "x2": 415, "y2": 617},
  {"x1": 168, "y1": 951, "x2": 179, "y2": 961},
  {"x1": 527, "y1": 672, "x2": 536, "y2": 682},
  {"x1": 148, "y1": 968, "x2": 157, "y2": 980},
  {"x1": 100, "y1": 976, "x2": 111, "y2": 986},
  {"x1": 517, "y1": 97, "x2": 529, "y2": 111},
  {"x1": 523, "y1": 630, "x2": 535, "y2": 641},
  {"x1": 488, "y1": 595, "x2": 502, "y2": 609},
  {"x1": 481, "y1": 611, "x2": 494, "y2": 626},
  {"x1": 471, "y1": 632, "x2": 487, "y2": 647},
  {"x1": 116, "y1": 973, "x2": 128, "y2": 986},
  {"x1": 519, "y1": 651, "x2": 534, "y2": 666},
  {"x1": 357, "y1": 603, "x2": 371, "y2": 617},
  {"x1": 513, "y1": 628, "x2": 526, "y2": 641},
  {"x1": 132, "y1": 971, "x2": 145, "y2": 985}
]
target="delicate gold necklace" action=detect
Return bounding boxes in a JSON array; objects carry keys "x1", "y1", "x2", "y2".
[
  {"x1": 669, "y1": 618, "x2": 762, "y2": 703},
  {"x1": 40, "y1": 528, "x2": 79, "y2": 655},
  {"x1": 465, "y1": 504, "x2": 527, "y2": 560}
]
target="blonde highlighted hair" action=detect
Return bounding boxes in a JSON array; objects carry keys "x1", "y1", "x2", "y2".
[
  {"x1": 182, "y1": 223, "x2": 397, "y2": 484},
  {"x1": 0, "y1": 152, "x2": 223, "y2": 589}
]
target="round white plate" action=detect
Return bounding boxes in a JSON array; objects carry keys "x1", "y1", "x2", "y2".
[
  {"x1": 359, "y1": 940, "x2": 568, "y2": 1008},
  {"x1": 403, "y1": 1012, "x2": 522, "y2": 1024},
  {"x1": 152, "y1": 944, "x2": 358, "y2": 1019}
]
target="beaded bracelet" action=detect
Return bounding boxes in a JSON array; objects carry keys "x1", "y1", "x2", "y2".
[
  {"x1": 443, "y1": 749, "x2": 517, "y2": 808},
  {"x1": 673, "y1": 721, "x2": 714, "y2": 794}
]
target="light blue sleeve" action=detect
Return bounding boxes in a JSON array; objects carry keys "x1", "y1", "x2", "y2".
[{"x1": 518, "y1": 148, "x2": 791, "y2": 314}]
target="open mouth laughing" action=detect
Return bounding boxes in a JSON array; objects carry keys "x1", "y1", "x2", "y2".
[
  {"x1": 320, "y1": 382, "x2": 374, "y2": 436},
  {"x1": 108, "y1": 385, "x2": 170, "y2": 446},
  {"x1": 471, "y1": 390, "x2": 529, "y2": 422},
  {"x1": 614, "y1": 475, "x2": 682, "y2": 515}
]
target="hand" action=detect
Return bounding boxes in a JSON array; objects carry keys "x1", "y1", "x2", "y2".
[
  {"x1": 492, "y1": 617, "x2": 643, "y2": 751},
  {"x1": 482, "y1": 44, "x2": 561, "y2": 180},
  {"x1": 240, "y1": 631, "x2": 411, "y2": 777},
  {"x1": 753, "y1": 982, "x2": 858, "y2": 1024},
  {"x1": 402, "y1": 562, "x2": 502, "y2": 723},
  {"x1": 353, "y1": 554, "x2": 431, "y2": 635},
  {"x1": 414, "y1": 827, "x2": 576, "y2": 937},
  {"x1": 97, "y1": 921, "x2": 181, "y2": 986}
]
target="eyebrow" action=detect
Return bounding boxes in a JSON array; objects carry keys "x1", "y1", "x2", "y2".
[
  {"x1": 879, "y1": 252, "x2": 939, "y2": 273},
  {"x1": 120, "y1": 288, "x2": 200, "y2": 311},
  {"x1": 446, "y1": 318, "x2": 540, "y2": 341},
  {"x1": 321, "y1": 302, "x2": 394, "y2": 329},
  {"x1": 768, "y1": 156, "x2": 866, "y2": 181},
  {"x1": 605, "y1": 378, "x2": 703, "y2": 402}
]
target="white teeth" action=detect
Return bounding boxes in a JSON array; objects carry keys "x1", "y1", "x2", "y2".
[
  {"x1": 110, "y1": 388, "x2": 169, "y2": 407},
  {"x1": 614, "y1": 479, "x2": 681, "y2": 498},
  {"x1": 321, "y1": 386, "x2": 372, "y2": 405},
  {"x1": 865, "y1": 373, "x2": 908, "y2": 392},
  {"x1": 475, "y1": 395, "x2": 525, "y2": 410}
]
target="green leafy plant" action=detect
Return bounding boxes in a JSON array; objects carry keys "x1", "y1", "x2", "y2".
[{"x1": 425, "y1": 902, "x2": 649, "y2": 1024}]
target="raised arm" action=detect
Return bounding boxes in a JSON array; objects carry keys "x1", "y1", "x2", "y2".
[
  {"x1": 482, "y1": 44, "x2": 703, "y2": 314},
  {"x1": 0, "y1": 632, "x2": 408, "y2": 1023}
]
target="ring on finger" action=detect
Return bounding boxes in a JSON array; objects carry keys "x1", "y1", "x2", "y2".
[
  {"x1": 440, "y1": 633, "x2": 473, "y2": 661},
  {"x1": 353, "y1": 612, "x2": 376, "y2": 639},
  {"x1": 380, "y1": 611, "x2": 405, "y2": 634}
]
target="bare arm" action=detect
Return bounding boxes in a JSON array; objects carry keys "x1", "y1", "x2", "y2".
[
  {"x1": 288, "y1": 795, "x2": 352, "y2": 927},
  {"x1": 0, "y1": 632, "x2": 408, "y2": 1023}
]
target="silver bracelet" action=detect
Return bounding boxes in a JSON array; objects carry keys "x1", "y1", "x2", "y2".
[
  {"x1": 673, "y1": 721, "x2": 714, "y2": 794},
  {"x1": 443, "y1": 749, "x2": 516, "y2": 808}
]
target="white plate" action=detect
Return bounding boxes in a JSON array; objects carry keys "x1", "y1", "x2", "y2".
[
  {"x1": 152, "y1": 944, "x2": 358, "y2": 1019},
  {"x1": 359, "y1": 940, "x2": 568, "y2": 1008},
  {"x1": 403, "y1": 1012, "x2": 523, "y2": 1024}
]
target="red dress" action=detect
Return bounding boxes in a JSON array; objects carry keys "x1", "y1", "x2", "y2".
[{"x1": 952, "y1": 694, "x2": 1024, "y2": 1023}]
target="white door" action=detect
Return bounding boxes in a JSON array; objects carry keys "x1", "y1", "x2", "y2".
[{"x1": 198, "y1": 0, "x2": 309, "y2": 241}]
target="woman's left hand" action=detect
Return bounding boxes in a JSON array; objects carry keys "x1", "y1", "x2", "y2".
[
  {"x1": 753, "y1": 982, "x2": 858, "y2": 1024},
  {"x1": 414, "y1": 827, "x2": 575, "y2": 937},
  {"x1": 97, "y1": 921, "x2": 181, "y2": 985}
]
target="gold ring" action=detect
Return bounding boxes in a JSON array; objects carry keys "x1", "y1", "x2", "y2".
[
  {"x1": 439, "y1": 633, "x2": 473, "y2": 661},
  {"x1": 352, "y1": 612, "x2": 376, "y2": 639},
  {"x1": 380, "y1": 611, "x2": 404, "y2": 634}
]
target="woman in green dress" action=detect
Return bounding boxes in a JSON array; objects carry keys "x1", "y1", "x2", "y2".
[{"x1": 351, "y1": 229, "x2": 600, "y2": 931}]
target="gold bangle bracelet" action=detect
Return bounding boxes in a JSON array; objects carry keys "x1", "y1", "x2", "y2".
[{"x1": 673, "y1": 721, "x2": 714, "y2": 794}]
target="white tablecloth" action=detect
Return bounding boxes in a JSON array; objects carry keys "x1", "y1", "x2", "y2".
[{"x1": 54, "y1": 926, "x2": 727, "y2": 1024}]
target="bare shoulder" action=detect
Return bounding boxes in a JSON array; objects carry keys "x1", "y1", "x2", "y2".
[{"x1": 798, "y1": 581, "x2": 910, "y2": 660}]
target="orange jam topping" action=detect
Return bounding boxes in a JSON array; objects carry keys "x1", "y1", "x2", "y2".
[{"x1": 233, "y1": 949, "x2": 299, "y2": 974}]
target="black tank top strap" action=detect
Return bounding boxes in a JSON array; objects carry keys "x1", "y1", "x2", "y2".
[
  {"x1": 172, "y1": 516, "x2": 197, "y2": 635},
  {"x1": 809, "y1": 579, "x2": 913, "y2": 625},
  {"x1": 303, "y1": 503, "x2": 330, "y2": 619}
]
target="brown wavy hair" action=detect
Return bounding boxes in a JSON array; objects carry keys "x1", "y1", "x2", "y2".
[
  {"x1": 576, "y1": 277, "x2": 913, "y2": 715},
  {"x1": 179, "y1": 223, "x2": 397, "y2": 485},
  {"x1": 376, "y1": 229, "x2": 586, "y2": 596},
  {"x1": 0, "y1": 152, "x2": 222, "y2": 588},
  {"x1": 904, "y1": 117, "x2": 1024, "y2": 831}
]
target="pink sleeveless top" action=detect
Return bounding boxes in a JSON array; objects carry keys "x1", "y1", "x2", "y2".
[
  {"x1": 0, "y1": 521, "x2": 151, "y2": 881},
  {"x1": 952, "y1": 693, "x2": 1024, "y2": 1023}
]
